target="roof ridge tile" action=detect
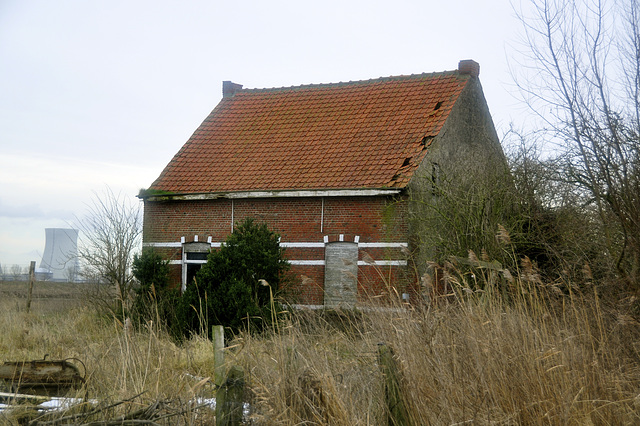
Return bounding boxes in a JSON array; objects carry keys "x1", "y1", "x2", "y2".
[{"x1": 236, "y1": 70, "x2": 461, "y2": 93}]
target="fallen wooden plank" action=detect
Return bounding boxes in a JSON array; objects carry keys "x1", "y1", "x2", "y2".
[
  {"x1": 0, "y1": 358, "x2": 84, "y2": 394},
  {"x1": 0, "y1": 391, "x2": 51, "y2": 404}
]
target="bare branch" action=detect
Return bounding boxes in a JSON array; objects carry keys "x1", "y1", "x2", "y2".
[
  {"x1": 75, "y1": 187, "x2": 142, "y2": 311},
  {"x1": 511, "y1": 0, "x2": 640, "y2": 286}
]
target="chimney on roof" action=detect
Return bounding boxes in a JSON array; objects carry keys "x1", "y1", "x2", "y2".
[
  {"x1": 222, "y1": 81, "x2": 243, "y2": 98},
  {"x1": 458, "y1": 60, "x2": 480, "y2": 77}
]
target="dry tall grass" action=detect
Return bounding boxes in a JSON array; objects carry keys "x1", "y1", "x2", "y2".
[
  {"x1": 1, "y1": 275, "x2": 640, "y2": 425},
  {"x1": 236, "y1": 284, "x2": 640, "y2": 425},
  {"x1": 0, "y1": 282, "x2": 218, "y2": 424}
]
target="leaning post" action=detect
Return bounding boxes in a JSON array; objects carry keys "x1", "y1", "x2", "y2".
[
  {"x1": 216, "y1": 365, "x2": 245, "y2": 426},
  {"x1": 26, "y1": 261, "x2": 36, "y2": 313},
  {"x1": 378, "y1": 343, "x2": 410, "y2": 425},
  {"x1": 213, "y1": 325, "x2": 225, "y2": 387}
]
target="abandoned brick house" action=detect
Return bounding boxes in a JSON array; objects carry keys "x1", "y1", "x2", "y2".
[{"x1": 139, "y1": 60, "x2": 507, "y2": 307}]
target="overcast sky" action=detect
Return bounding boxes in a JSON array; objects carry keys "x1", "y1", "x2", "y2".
[{"x1": 0, "y1": 0, "x2": 529, "y2": 268}]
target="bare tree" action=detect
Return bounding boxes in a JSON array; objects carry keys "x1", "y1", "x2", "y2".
[
  {"x1": 10, "y1": 264, "x2": 24, "y2": 281},
  {"x1": 76, "y1": 187, "x2": 142, "y2": 313},
  {"x1": 512, "y1": 0, "x2": 640, "y2": 287},
  {"x1": 64, "y1": 263, "x2": 79, "y2": 283}
]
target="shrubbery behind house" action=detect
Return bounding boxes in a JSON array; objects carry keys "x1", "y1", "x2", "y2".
[{"x1": 131, "y1": 247, "x2": 180, "y2": 331}]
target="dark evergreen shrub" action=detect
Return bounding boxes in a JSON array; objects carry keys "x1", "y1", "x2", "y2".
[{"x1": 176, "y1": 218, "x2": 291, "y2": 339}]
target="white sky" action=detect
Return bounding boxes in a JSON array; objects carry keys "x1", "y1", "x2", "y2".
[{"x1": 0, "y1": 0, "x2": 528, "y2": 268}]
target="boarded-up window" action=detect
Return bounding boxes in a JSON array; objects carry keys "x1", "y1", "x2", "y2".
[{"x1": 324, "y1": 242, "x2": 358, "y2": 308}]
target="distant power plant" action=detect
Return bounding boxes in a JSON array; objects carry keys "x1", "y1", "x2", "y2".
[{"x1": 39, "y1": 228, "x2": 79, "y2": 281}]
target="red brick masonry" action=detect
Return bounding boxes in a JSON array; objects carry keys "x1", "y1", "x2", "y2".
[{"x1": 143, "y1": 195, "x2": 413, "y2": 305}]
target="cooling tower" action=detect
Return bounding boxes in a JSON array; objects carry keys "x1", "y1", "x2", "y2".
[{"x1": 39, "y1": 228, "x2": 79, "y2": 281}]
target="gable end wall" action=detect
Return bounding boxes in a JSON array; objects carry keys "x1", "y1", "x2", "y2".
[{"x1": 407, "y1": 77, "x2": 511, "y2": 274}]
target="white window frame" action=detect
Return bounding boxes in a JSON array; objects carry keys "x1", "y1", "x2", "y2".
[{"x1": 181, "y1": 242, "x2": 211, "y2": 292}]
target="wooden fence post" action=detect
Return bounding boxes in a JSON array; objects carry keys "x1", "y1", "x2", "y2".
[
  {"x1": 213, "y1": 325, "x2": 225, "y2": 387},
  {"x1": 216, "y1": 365, "x2": 245, "y2": 426},
  {"x1": 378, "y1": 343, "x2": 410, "y2": 426},
  {"x1": 26, "y1": 261, "x2": 36, "y2": 313}
]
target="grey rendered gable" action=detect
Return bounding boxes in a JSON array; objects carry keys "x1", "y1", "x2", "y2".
[{"x1": 406, "y1": 77, "x2": 511, "y2": 277}]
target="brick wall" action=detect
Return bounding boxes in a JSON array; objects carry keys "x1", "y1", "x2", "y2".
[{"x1": 143, "y1": 195, "x2": 412, "y2": 305}]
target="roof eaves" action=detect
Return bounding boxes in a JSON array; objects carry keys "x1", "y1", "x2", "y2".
[{"x1": 142, "y1": 187, "x2": 403, "y2": 202}]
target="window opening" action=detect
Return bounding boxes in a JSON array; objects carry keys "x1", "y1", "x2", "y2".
[
  {"x1": 182, "y1": 242, "x2": 210, "y2": 292},
  {"x1": 431, "y1": 162, "x2": 441, "y2": 195}
]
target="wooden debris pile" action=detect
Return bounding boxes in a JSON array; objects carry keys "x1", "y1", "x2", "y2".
[{"x1": 1, "y1": 392, "x2": 216, "y2": 425}]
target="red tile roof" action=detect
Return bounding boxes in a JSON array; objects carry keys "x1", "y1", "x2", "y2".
[{"x1": 150, "y1": 69, "x2": 472, "y2": 194}]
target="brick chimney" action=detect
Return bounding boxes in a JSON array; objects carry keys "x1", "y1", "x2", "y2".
[
  {"x1": 458, "y1": 60, "x2": 480, "y2": 77},
  {"x1": 222, "y1": 81, "x2": 243, "y2": 98}
]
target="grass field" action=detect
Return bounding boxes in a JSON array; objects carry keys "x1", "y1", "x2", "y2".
[
  {"x1": 0, "y1": 280, "x2": 97, "y2": 314},
  {"x1": 1, "y1": 278, "x2": 640, "y2": 424}
]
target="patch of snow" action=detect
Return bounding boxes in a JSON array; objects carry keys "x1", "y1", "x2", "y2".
[{"x1": 38, "y1": 397, "x2": 92, "y2": 410}]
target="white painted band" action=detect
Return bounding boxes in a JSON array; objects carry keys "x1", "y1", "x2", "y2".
[
  {"x1": 289, "y1": 260, "x2": 325, "y2": 265},
  {"x1": 358, "y1": 260, "x2": 407, "y2": 266},
  {"x1": 146, "y1": 241, "x2": 407, "y2": 249},
  {"x1": 280, "y1": 242, "x2": 325, "y2": 248},
  {"x1": 282, "y1": 241, "x2": 407, "y2": 248},
  {"x1": 144, "y1": 242, "x2": 181, "y2": 248},
  {"x1": 358, "y1": 242, "x2": 408, "y2": 248},
  {"x1": 144, "y1": 242, "x2": 222, "y2": 248},
  {"x1": 288, "y1": 260, "x2": 407, "y2": 266},
  {"x1": 171, "y1": 259, "x2": 407, "y2": 266},
  {"x1": 170, "y1": 260, "x2": 208, "y2": 265}
]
